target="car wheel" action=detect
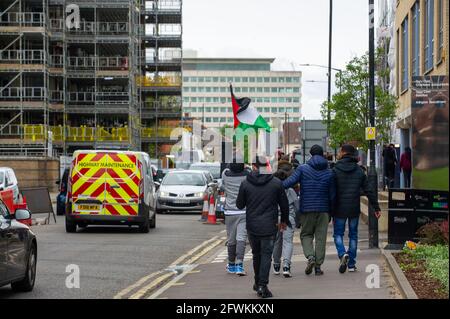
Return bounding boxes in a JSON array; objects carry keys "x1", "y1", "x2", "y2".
[
  {"x1": 11, "y1": 242, "x2": 37, "y2": 292},
  {"x1": 138, "y1": 214, "x2": 150, "y2": 233},
  {"x1": 150, "y1": 213, "x2": 156, "y2": 229},
  {"x1": 65, "y1": 219, "x2": 77, "y2": 233}
]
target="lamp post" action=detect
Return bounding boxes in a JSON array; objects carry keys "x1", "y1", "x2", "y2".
[
  {"x1": 368, "y1": 0, "x2": 379, "y2": 248},
  {"x1": 327, "y1": 0, "x2": 333, "y2": 139}
]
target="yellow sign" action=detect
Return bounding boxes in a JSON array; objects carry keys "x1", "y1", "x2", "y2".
[{"x1": 365, "y1": 127, "x2": 376, "y2": 140}]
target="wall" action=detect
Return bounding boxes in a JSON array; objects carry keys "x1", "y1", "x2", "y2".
[{"x1": 0, "y1": 157, "x2": 59, "y2": 193}]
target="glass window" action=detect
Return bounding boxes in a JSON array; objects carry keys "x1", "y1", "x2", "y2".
[
  {"x1": 242, "y1": 87, "x2": 248, "y2": 93},
  {"x1": 293, "y1": 77, "x2": 300, "y2": 83},
  {"x1": 271, "y1": 77, "x2": 278, "y2": 83},
  {"x1": 293, "y1": 97, "x2": 300, "y2": 103},
  {"x1": 257, "y1": 87, "x2": 263, "y2": 93},
  {"x1": 198, "y1": 77, "x2": 204, "y2": 82},
  {"x1": 293, "y1": 87, "x2": 299, "y2": 93},
  {"x1": 235, "y1": 87, "x2": 241, "y2": 93},
  {"x1": 228, "y1": 117, "x2": 233, "y2": 123},
  {"x1": 271, "y1": 107, "x2": 277, "y2": 112},
  {"x1": 190, "y1": 87, "x2": 197, "y2": 92},
  {"x1": 198, "y1": 97, "x2": 204, "y2": 102},
  {"x1": 271, "y1": 97, "x2": 277, "y2": 103},
  {"x1": 206, "y1": 97, "x2": 212, "y2": 103},
  {"x1": 183, "y1": 87, "x2": 189, "y2": 92},
  {"x1": 220, "y1": 107, "x2": 226, "y2": 112},
  {"x1": 220, "y1": 97, "x2": 226, "y2": 103},
  {"x1": 212, "y1": 107, "x2": 219, "y2": 112},
  {"x1": 401, "y1": 17, "x2": 409, "y2": 91},
  {"x1": 220, "y1": 117, "x2": 226, "y2": 122},
  {"x1": 279, "y1": 77, "x2": 285, "y2": 82},
  {"x1": 183, "y1": 97, "x2": 189, "y2": 103},
  {"x1": 205, "y1": 107, "x2": 211, "y2": 112},
  {"x1": 279, "y1": 97, "x2": 286, "y2": 103},
  {"x1": 213, "y1": 87, "x2": 219, "y2": 92},
  {"x1": 271, "y1": 87, "x2": 277, "y2": 93},
  {"x1": 227, "y1": 77, "x2": 233, "y2": 82},
  {"x1": 438, "y1": 0, "x2": 444, "y2": 61},
  {"x1": 257, "y1": 107, "x2": 263, "y2": 112},
  {"x1": 213, "y1": 97, "x2": 219, "y2": 103},
  {"x1": 191, "y1": 77, "x2": 197, "y2": 82},
  {"x1": 264, "y1": 107, "x2": 270, "y2": 112},
  {"x1": 198, "y1": 87, "x2": 205, "y2": 92},
  {"x1": 249, "y1": 77, "x2": 255, "y2": 82},
  {"x1": 220, "y1": 87, "x2": 226, "y2": 92},
  {"x1": 256, "y1": 97, "x2": 263, "y2": 103},
  {"x1": 206, "y1": 87, "x2": 211, "y2": 92},
  {"x1": 286, "y1": 77, "x2": 292, "y2": 83},
  {"x1": 279, "y1": 107, "x2": 285, "y2": 113},
  {"x1": 412, "y1": 2, "x2": 420, "y2": 76},
  {"x1": 264, "y1": 87, "x2": 270, "y2": 93},
  {"x1": 213, "y1": 117, "x2": 219, "y2": 122},
  {"x1": 206, "y1": 118, "x2": 211, "y2": 122},
  {"x1": 257, "y1": 77, "x2": 263, "y2": 83},
  {"x1": 191, "y1": 97, "x2": 197, "y2": 102},
  {"x1": 213, "y1": 77, "x2": 219, "y2": 82},
  {"x1": 234, "y1": 77, "x2": 241, "y2": 82},
  {"x1": 249, "y1": 87, "x2": 256, "y2": 92},
  {"x1": 183, "y1": 77, "x2": 190, "y2": 82},
  {"x1": 264, "y1": 77, "x2": 270, "y2": 82},
  {"x1": 205, "y1": 77, "x2": 212, "y2": 82},
  {"x1": 286, "y1": 107, "x2": 293, "y2": 113},
  {"x1": 191, "y1": 107, "x2": 197, "y2": 112},
  {"x1": 220, "y1": 77, "x2": 226, "y2": 82},
  {"x1": 424, "y1": 0, "x2": 434, "y2": 71},
  {"x1": 242, "y1": 77, "x2": 248, "y2": 82},
  {"x1": 263, "y1": 97, "x2": 270, "y2": 103}
]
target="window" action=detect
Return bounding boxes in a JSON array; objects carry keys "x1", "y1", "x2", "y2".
[
  {"x1": 263, "y1": 98, "x2": 270, "y2": 103},
  {"x1": 279, "y1": 97, "x2": 286, "y2": 103},
  {"x1": 183, "y1": 87, "x2": 189, "y2": 92},
  {"x1": 191, "y1": 107, "x2": 197, "y2": 112},
  {"x1": 401, "y1": 17, "x2": 409, "y2": 91},
  {"x1": 257, "y1": 87, "x2": 263, "y2": 93},
  {"x1": 183, "y1": 77, "x2": 190, "y2": 82},
  {"x1": 220, "y1": 117, "x2": 226, "y2": 122},
  {"x1": 286, "y1": 97, "x2": 293, "y2": 103},
  {"x1": 213, "y1": 87, "x2": 219, "y2": 92},
  {"x1": 286, "y1": 77, "x2": 292, "y2": 83},
  {"x1": 198, "y1": 77, "x2": 204, "y2": 82},
  {"x1": 279, "y1": 77, "x2": 285, "y2": 83},
  {"x1": 235, "y1": 87, "x2": 241, "y2": 93},
  {"x1": 286, "y1": 107, "x2": 293, "y2": 113},
  {"x1": 198, "y1": 97, "x2": 204, "y2": 102},
  {"x1": 227, "y1": 77, "x2": 233, "y2": 82},
  {"x1": 424, "y1": 0, "x2": 434, "y2": 71},
  {"x1": 242, "y1": 87, "x2": 249, "y2": 93},
  {"x1": 242, "y1": 77, "x2": 248, "y2": 82},
  {"x1": 206, "y1": 118, "x2": 211, "y2": 123},
  {"x1": 271, "y1": 87, "x2": 277, "y2": 93},
  {"x1": 191, "y1": 87, "x2": 197, "y2": 92},
  {"x1": 228, "y1": 118, "x2": 233, "y2": 123},
  {"x1": 212, "y1": 107, "x2": 218, "y2": 112},
  {"x1": 205, "y1": 107, "x2": 211, "y2": 112},
  {"x1": 412, "y1": 2, "x2": 420, "y2": 76},
  {"x1": 191, "y1": 77, "x2": 197, "y2": 83},
  {"x1": 205, "y1": 87, "x2": 211, "y2": 92},
  {"x1": 264, "y1": 77, "x2": 270, "y2": 83},
  {"x1": 234, "y1": 77, "x2": 241, "y2": 82},
  {"x1": 220, "y1": 87, "x2": 226, "y2": 92},
  {"x1": 279, "y1": 107, "x2": 285, "y2": 113},
  {"x1": 213, "y1": 118, "x2": 219, "y2": 123},
  {"x1": 191, "y1": 97, "x2": 197, "y2": 102},
  {"x1": 213, "y1": 97, "x2": 219, "y2": 103},
  {"x1": 271, "y1": 77, "x2": 278, "y2": 83},
  {"x1": 271, "y1": 97, "x2": 277, "y2": 103},
  {"x1": 205, "y1": 97, "x2": 212, "y2": 103},
  {"x1": 271, "y1": 107, "x2": 277, "y2": 112},
  {"x1": 205, "y1": 77, "x2": 212, "y2": 82},
  {"x1": 183, "y1": 97, "x2": 189, "y2": 103},
  {"x1": 249, "y1": 87, "x2": 256, "y2": 92},
  {"x1": 293, "y1": 97, "x2": 300, "y2": 103},
  {"x1": 220, "y1": 97, "x2": 226, "y2": 103},
  {"x1": 213, "y1": 77, "x2": 219, "y2": 82},
  {"x1": 220, "y1": 77, "x2": 226, "y2": 82},
  {"x1": 249, "y1": 77, "x2": 255, "y2": 82},
  {"x1": 198, "y1": 87, "x2": 205, "y2": 93},
  {"x1": 220, "y1": 107, "x2": 226, "y2": 112},
  {"x1": 293, "y1": 87, "x2": 300, "y2": 93},
  {"x1": 293, "y1": 77, "x2": 300, "y2": 83},
  {"x1": 437, "y1": 0, "x2": 444, "y2": 61},
  {"x1": 256, "y1": 77, "x2": 263, "y2": 83},
  {"x1": 264, "y1": 107, "x2": 270, "y2": 112},
  {"x1": 264, "y1": 87, "x2": 270, "y2": 93}
]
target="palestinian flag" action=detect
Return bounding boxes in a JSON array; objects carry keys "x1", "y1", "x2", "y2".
[{"x1": 231, "y1": 85, "x2": 271, "y2": 132}]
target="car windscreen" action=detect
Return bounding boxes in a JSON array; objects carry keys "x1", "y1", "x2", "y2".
[
  {"x1": 0, "y1": 172, "x2": 4, "y2": 186},
  {"x1": 189, "y1": 166, "x2": 221, "y2": 179},
  {"x1": 163, "y1": 173, "x2": 206, "y2": 186}
]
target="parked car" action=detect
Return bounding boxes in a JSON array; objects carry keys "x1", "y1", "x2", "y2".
[
  {"x1": 0, "y1": 200, "x2": 37, "y2": 292},
  {"x1": 56, "y1": 168, "x2": 70, "y2": 216},
  {"x1": 65, "y1": 150, "x2": 157, "y2": 233},
  {"x1": 156, "y1": 170, "x2": 216, "y2": 214},
  {"x1": 189, "y1": 162, "x2": 222, "y2": 190},
  {"x1": 154, "y1": 168, "x2": 184, "y2": 184},
  {"x1": 0, "y1": 167, "x2": 20, "y2": 202}
]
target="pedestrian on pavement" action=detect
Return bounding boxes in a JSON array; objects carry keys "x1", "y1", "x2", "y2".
[
  {"x1": 220, "y1": 162, "x2": 250, "y2": 276},
  {"x1": 282, "y1": 144, "x2": 336, "y2": 276},
  {"x1": 400, "y1": 147, "x2": 412, "y2": 188},
  {"x1": 236, "y1": 155, "x2": 289, "y2": 298},
  {"x1": 272, "y1": 169, "x2": 299, "y2": 278},
  {"x1": 383, "y1": 143, "x2": 397, "y2": 189},
  {"x1": 332, "y1": 144, "x2": 381, "y2": 273}
]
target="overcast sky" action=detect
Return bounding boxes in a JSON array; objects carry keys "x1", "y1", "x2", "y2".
[{"x1": 183, "y1": 0, "x2": 370, "y2": 119}]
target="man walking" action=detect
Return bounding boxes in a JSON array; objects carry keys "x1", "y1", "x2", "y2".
[
  {"x1": 236, "y1": 155, "x2": 289, "y2": 298},
  {"x1": 221, "y1": 162, "x2": 250, "y2": 276},
  {"x1": 282, "y1": 145, "x2": 335, "y2": 276},
  {"x1": 333, "y1": 144, "x2": 381, "y2": 273}
]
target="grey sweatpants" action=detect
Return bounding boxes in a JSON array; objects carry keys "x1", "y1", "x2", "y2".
[
  {"x1": 225, "y1": 213, "x2": 247, "y2": 264},
  {"x1": 273, "y1": 215, "x2": 296, "y2": 267}
]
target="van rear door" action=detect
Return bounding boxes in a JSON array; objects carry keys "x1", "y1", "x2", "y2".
[{"x1": 70, "y1": 152, "x2": 141, "y2": 216}]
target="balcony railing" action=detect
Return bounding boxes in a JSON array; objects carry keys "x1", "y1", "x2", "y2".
[
  {"x1": 67, "y1": 56, "x2": 95, "y2": 68},
  {"x1": 95, "y1": 92, "x2": 129, "y2": 104},
  {"x1": 49, "y1": 55, "x2": 64, "y2": 67},
  {"x1": 67, "y1": 92, "x2": 95, "y2": 103},
  {"x1": 98, "y1": 56, "x2": 129, "y2": 69},
  {"x1": 0, "y1": 50, "x2": 45, "y2": 64},
  {"x1": 49, "y1": 90, "x2": 64, "y2": 103},
  {"x1": 0, "y1": 124, "x2": 130, "y2": 142},
  {"x1": 145, "y1": 0, "x2": 182, "y2": 12},
  {"x1": 136, "y1": 75, "x2": 181, "y2": 87},
  {"x1": 98, "y1": 22, "x2": 128, "y2": 34},
  {"x1": 49, "y1": 18, "x2": 64, "y2": 32},
  {"x1": 0, "y1": 87, "x2": 46, "y2": 100},
  {"x1": 0, "y1": 12, "x2": 44, "y2": 27}
]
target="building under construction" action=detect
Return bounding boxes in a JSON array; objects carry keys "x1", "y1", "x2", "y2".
[{"x1": 0, "y1": 0, "x2": 183, "y2": 160}]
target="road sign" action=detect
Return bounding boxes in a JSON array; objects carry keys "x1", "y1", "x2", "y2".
[{"x1": 365, "y1": 127, "x2": 376, "y2": 140}]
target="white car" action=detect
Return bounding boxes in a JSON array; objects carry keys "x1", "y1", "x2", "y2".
[{"x1": 0, "y1": 167, "x2": 19, "y2": 202}]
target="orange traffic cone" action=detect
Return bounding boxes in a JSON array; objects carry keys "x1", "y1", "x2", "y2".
[
  {"x1": 204, "y1": 194, "x2": 218, "y2": 225},
  {"x1": 199, "y1": 193, "x2": 209, "y2": 222}
]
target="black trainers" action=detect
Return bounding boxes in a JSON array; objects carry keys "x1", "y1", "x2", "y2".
[
  {"x1": 315, "y1": 266, "x2": 324, "y2": 276},
  {"x1": 305, "y1": 256, "x2": 316, "y2": 275},
  {"x1": 273, "y1": 264, "x2": 281, "y2": 275},
  {"x1": 282, "y1": 266, "x2": 292, "y2": 278},
  {"x1": 253, "y1": 283, "x2": 258, "y2": 292},
  {"x1": 257, "y1": 286, "x2": 273, "y2": 298},
  {"x1": 339, "y1": 253, "x2": 349, "y2": 274}
]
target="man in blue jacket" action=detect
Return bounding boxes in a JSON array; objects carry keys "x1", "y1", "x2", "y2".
[{"x1": 283, "y1": 145, "x2": 336, "y2": 275}]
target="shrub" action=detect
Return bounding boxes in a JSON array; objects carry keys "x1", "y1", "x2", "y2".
[{"x1": 417, "y1": 221, "x2": 449, "y2": 245}]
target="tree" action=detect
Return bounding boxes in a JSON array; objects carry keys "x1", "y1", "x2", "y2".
[{"x1": 321, "y1": 53, "x2": 397, "y2": 150}]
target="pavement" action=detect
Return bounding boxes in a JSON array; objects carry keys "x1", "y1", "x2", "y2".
[{"x1": 148, "y1": 219, "x2": 402, "y2": 299}]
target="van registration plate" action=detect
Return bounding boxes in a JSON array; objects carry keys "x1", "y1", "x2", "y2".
[{"x1": 77, "y1": 204, "x2": 101, "y2": 211}]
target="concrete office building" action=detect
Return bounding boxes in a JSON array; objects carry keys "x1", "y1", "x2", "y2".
[{"x1": 182, "y1": 58, "x2": 302, "y2": 129}]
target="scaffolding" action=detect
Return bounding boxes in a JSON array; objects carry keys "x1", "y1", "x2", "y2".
[{"x1": 0, "y1": 0, "x2": 182, "y2": 159}]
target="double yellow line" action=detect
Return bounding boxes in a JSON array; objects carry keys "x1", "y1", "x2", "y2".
[{"x1": 114, "y1": 235, "x2": 224, "y2": 299}]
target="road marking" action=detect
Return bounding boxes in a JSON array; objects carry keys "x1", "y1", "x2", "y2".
[
  {"x1": 171, "y1": 282, "x2": 186, "y2": 286},
  {"x1": 129, "y1": 272, "x2": 176, "y2": 299},
  {"x1": 114, "y1": 235, "x2": 225, "y2": 299},
  {"x1": 113, "y1": 271, "x2": 163, "y2": 299},
  {"x1": 147, "y1": 264, "x2": 198, "y2": 299}
]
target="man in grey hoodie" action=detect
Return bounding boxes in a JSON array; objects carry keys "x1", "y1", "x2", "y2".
[{"x1": 220, "y1": 162, "x2": 250, "y2": 275}]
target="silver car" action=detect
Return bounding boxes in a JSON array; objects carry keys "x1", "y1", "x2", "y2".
[{"x1": 156, "y1": 170, "x2": 215, "y2": 214}]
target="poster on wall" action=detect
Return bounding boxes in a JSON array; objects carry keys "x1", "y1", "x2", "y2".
[{"x1": 411, "y1": 76, "x2": 449, "y2": 191}]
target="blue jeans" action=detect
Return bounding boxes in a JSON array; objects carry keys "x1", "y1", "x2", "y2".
[{"x1": 333, "y1": 217, "x2": 359, "y2": 268}]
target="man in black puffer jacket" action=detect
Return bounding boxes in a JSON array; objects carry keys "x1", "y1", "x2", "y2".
[
  {"x1": 236, "y1": 155, "x2": 289, "y2": 298},
  {"x1": 333, "y1": 144, "x2": 381, "y2": 273}
]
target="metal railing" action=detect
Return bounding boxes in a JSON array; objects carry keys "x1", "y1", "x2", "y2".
[
  {"x1": 67, "y1": 92, "x2": 94, "y2": 103},
  {"x1": 67, "y1": 56, "x2": 95, "y2": 68},
  {"x1": 95, "y1": 92, "x2": 129, "y2": 104},
  {"x1": 145, "y1": 0, "x2": 182, "y2": 12},
  {"x1": 98, "y1": 22, "x2": 128, "y2": 34},
  {"x1": 0, "y1": 50, "x2": 45, "y2": 64},
  {"x1": 98, "y1": 56, "x2": 128, "y2": 69},
  {"x1": 0, "y1": 12, "x2": 44, "y2": 27},
  {"x1": 49, "y1": 55, "x2": 64, "y2": 67},
  {"x1": 49, "y1": 90, "x2": 64, "y2": 102},
  {"x1": 0, "y1": 87, "x2": 46, "y2": 100},
  {"x1": 67, "y1": 20, "x2": 95, "y2": 34},
  {"x1": 49, "y1": 18, "x2": 64, "y2": 32}
]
